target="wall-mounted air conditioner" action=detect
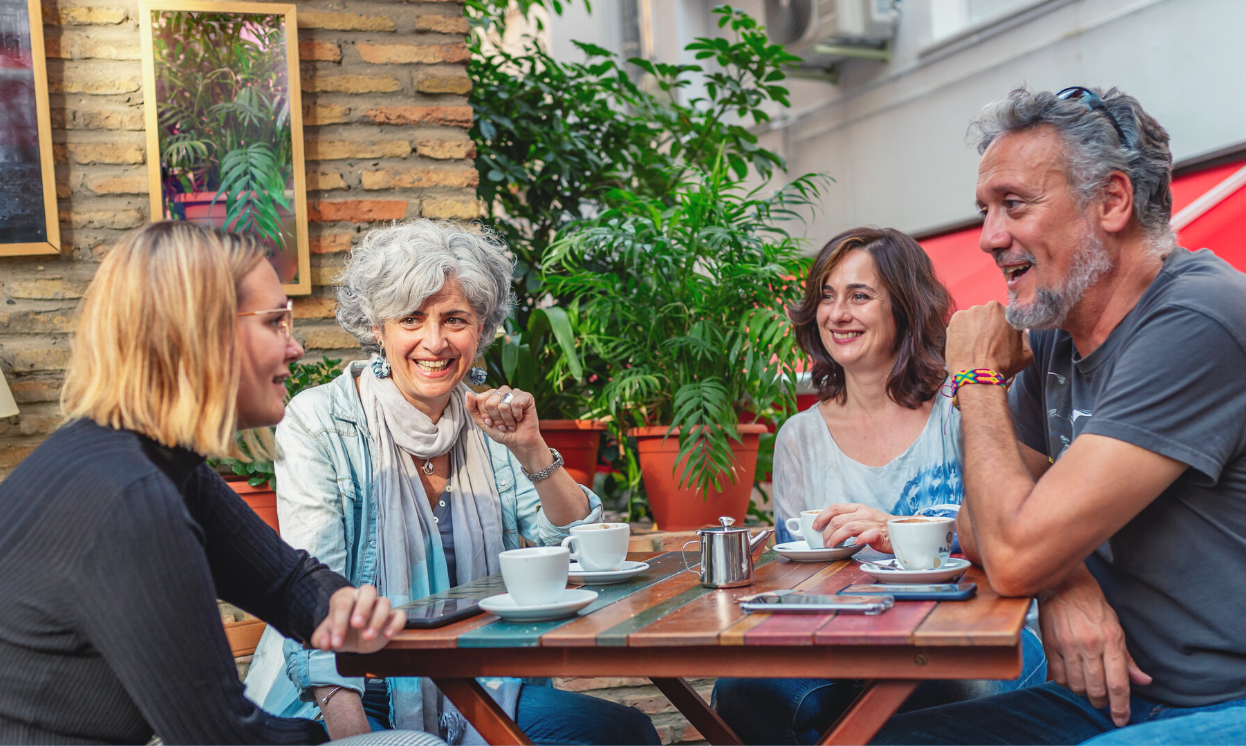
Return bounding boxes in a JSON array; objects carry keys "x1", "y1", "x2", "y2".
[{"x1": 764, "y1": 0, "x2": 898, "y2": 67}]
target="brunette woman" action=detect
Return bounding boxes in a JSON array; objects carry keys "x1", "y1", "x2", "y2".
[{"x1": 712, "y1": 227, "x2": 1046, "y2": 744}]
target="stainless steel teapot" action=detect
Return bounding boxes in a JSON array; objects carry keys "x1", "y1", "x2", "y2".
[{"x1": 682, "y1": 517, "x2": 773, "y2": 588}]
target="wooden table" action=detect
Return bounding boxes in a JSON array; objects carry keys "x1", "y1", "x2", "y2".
[{"x1": 338, "y1": 551, "x2": 1029, "y2": 746}]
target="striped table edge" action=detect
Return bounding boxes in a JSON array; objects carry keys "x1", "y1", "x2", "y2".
[{"x1": 384, "y1": 551, "x2": 1029, "y2": 650}]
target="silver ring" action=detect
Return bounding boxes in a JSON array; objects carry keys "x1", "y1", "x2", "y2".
[{"x1": 500, "y1": 392, "x2": 515, "y2": 405}]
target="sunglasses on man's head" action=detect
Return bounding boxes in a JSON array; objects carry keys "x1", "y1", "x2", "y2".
[{"x1": 1056, "y1": 86, "x2": 1133, "y2": 150}]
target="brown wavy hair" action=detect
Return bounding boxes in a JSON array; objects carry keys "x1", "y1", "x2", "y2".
[{"x1": 790, "y1": 227, "x2": 953, "y2": 408}]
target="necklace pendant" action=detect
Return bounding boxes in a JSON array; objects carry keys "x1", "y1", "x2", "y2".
[{"x1": 422, "y1": 458, "x2": 435, "y2": 476}]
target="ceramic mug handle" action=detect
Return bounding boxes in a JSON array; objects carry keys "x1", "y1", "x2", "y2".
[
  {"x1": 560, "y1": 535, "x2": 582, "y2": 564},
  {"x1": 785, "y1": 517, "x2": 802, "y2": 536}
]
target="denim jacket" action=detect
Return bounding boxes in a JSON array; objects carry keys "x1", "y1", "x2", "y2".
[{"x1": 243, "y1": 362, "x2": 603, "y2": 719}]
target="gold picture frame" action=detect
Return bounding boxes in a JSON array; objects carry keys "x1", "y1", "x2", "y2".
[
  {"x1": 0, "y1": 0, "x2": 61, "y2": 256},
  {"x1": 139, "y1": 0, "x2": 310, "y2": 294}
]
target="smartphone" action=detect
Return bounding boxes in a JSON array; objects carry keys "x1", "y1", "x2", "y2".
[
  {"x1": 397, "y1": 597, "x2": 483, "y2": 629},
  {"x1": 739, "y1": 592, "x2": 894, "y2": 615},
  {"x1": 838, "y1": 583, "x2": 977, "y2": 601}
]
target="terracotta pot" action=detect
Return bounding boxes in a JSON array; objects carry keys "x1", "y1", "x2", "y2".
[
  {"x1": 629, "y1": 424, "x2": 769, "y2": 531},
  {"x1": 539, "y1": 419, "x2": 607, "y2": 488},
  {"x1": 227, "y1": 478, "x2": 280, "y2": 534},
  {"x1": 172, "y1": 191, "x2": 298, "y2": 284}
]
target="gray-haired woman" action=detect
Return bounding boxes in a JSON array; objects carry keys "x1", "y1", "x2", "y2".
[{"x1": 244, "y1": 221, "x2": 659, "y2": 745}]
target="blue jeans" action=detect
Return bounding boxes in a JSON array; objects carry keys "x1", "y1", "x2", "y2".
[
  {"x1": 347, "y1": 681, "x2": 660, "y2": 745},
  {"x1": 1083, "y1": 706, "x2": 1246, "y2": 745},
  {"x1": 870, "y1": 681, "x2": 1246, "y2": 744},
  {"x1": 514, "y1": 683, "x2": 660, "y2": 745},
  {"x1": 713, "y1": 627, "x2": 1047, "y2": 745}
]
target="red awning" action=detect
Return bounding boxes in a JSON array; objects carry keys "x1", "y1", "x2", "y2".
[{"x1": 919, "y1": 150, "x2": 1246, "y2": 311}]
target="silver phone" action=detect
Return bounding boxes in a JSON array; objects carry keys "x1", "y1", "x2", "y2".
[{"x1": 738, "y1": 590, "x2": 894, "y2": 615}]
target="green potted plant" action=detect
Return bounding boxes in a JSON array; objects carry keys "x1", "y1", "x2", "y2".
[
  {"x1": 536, "y1": 7, "x2": 825, "y2": 529},
  {"x1": 471, "y1": 5, "x2": 821, "y2": 522},
  {"x1": 214, "y1": 358, "x2": 343, "y2": 532},
  {"x1": 547, "y1": 152, "x2": 825, "y2": 530},
  {"x1": 153, "y1": 10, "x2": 295, "y2": 278}
]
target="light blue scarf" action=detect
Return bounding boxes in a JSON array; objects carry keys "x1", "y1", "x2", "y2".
[{"x1": 358, "y1": 360, "x2": 508, "y2": 740}]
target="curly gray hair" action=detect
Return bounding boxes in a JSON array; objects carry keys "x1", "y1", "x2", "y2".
[
  {"x1": 968, "y1": 86, "x2": 1175, "y2": 256},
  {"x1": 335, "y1": 220, "x2": 514, "y2": 356}
]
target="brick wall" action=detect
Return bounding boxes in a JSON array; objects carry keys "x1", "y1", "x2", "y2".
[{"x1": 0, "y1": 0, "x2": 480, "y2": 477}]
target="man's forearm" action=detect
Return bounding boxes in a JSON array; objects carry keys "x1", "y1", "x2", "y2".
[{"x1": 958, "y1": 384, "x2": 1038, "y2": 593}]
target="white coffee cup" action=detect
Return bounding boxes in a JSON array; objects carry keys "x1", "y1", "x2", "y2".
[
  {"x1": 785, "y1": 510, "x2": 826, "y2": 549},
  {"x1": 499, "y1": 546, "x2": 570, "y2": 606},
  {"x1": 560, "y1": 522, "x2": 630, "y2": 572},
  {"x1": 887, "y1": 516, "x2": 955, "y2": 570}
]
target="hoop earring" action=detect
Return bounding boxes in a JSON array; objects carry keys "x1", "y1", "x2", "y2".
[
  {"x1": 467, "y1": 366, "x2": 487, "y2": 386},
  {"x1": 372, "y1": 348, "x2": 392, "y2": 379}
]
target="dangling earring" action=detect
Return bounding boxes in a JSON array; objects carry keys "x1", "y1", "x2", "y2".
[
  {"x1": 372, "y1": 346, "x2": 392, "y2": 379},
  {"x1": 467, "y1": 366, "x2": 487, "y2": 386}
]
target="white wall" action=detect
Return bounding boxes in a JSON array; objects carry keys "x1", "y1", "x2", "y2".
[{"x1": 545, "y1": 0, "x2": 1246, "y2": 245}]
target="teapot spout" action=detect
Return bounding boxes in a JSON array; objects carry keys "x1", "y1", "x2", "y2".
[{"x1": 748, "y1": 528, "x2": 774, "y2": 556}]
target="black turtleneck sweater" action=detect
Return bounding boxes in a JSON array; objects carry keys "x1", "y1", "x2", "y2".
[{"x1": 0, "y1": 419, "x2": 350, "y2": 744}]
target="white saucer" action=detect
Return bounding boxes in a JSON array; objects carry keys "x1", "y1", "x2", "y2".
[
  {"x1": 858, "y1": 557, "x2": 971, "y2": 583},
  {"x1": 568, "y1": 560, "x2": 650, "y2": 585},
  {"x1": 774, "y1": 541, "x2": 864, "y2": 562},
  {"x1": 479, "y1": 589, "x2": 599, "y2": 621}
]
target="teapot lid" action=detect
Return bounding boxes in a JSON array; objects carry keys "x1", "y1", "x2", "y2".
[{"x1": 698, "y1": 516, "x2": 747, "y2": 534}]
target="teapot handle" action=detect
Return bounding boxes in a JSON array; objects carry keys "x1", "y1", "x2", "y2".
[{"x1": 681, "y1": 540, "x2": 700, "y2": 574}]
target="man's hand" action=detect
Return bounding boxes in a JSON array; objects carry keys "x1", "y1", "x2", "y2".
[
  {"x1": 310, "y1": 585, "x2": 405, "y2": 654},
  {"x1": 1039, "y1": 564, "x2": 1151, "y2": 727},
  {"x1": 945, "y1": 301, "x2": 1032, "y2": 378}
]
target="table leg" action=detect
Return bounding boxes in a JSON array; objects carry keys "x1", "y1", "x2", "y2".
[
  {"x1": 431, "y1": 677, "x2": 533, "y2": 746},
  {"x1": 650, "y1": 678, "x2": 743, "y2": 746},
  {"x1": 817, "y1": 679, "x2": 919, "y2": 746}
]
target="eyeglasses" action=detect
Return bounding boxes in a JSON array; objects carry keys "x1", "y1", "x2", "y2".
[
  {"x1": 237, "y1": 299, "x2": 294, "y2": 339},
  {"x1": 1056, "y1": 86, "x2": 1132, "y2": 150}
]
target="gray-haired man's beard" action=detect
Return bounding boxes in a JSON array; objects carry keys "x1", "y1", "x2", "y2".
[{"x1": 1004, "y1": 230, "x2": 1112, "y2": 330}]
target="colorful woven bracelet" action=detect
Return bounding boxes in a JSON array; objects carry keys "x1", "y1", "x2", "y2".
[{"x1": 952, "y1": 368, "x2": 1009, "y2": 407}]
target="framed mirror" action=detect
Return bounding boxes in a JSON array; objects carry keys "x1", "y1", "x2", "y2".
[
  {"x1": 0, "y1": 0, "x2": 60, "y2": 256},
  {"x1": 140, "y1": 1, "x2": 310, "y2": 294}
]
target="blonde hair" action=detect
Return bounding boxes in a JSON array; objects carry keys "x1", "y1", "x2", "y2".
[{"x1": 61, "y1": 222, "x2": 268, "y2": 457}]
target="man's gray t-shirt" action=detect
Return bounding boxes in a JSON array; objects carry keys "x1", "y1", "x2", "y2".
[{"x1": 1009, "y1": 248, "x2": 1246, "y2": 707}]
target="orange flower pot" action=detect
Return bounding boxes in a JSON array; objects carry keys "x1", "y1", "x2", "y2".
[
  {"x1": 628, "y1": 424, "x2": 769, "y2": 531},
  {"x1": 172, "y1": 191, "x2": 298, "y2": 284},
  {"x1": 226, "y1": 478, "x2": 280, "y2": 534},
  {"x1": 539, "y1": 419, "x2": 607, "y2": 488}
]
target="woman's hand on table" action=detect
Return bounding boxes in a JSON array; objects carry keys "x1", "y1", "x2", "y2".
[
  {"x1": 814, "y1": 503, "x2": 896, "y2": 553},
  {"x1": 311, "y1": 585, "x2": 405, "y2": 654}
]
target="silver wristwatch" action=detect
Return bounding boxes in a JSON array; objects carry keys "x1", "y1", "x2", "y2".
[{"x1": 520, "y1": 448, "x2": 563, "y2": 483}]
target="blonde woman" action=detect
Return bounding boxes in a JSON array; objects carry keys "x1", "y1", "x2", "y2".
[{"x1": 0, "y1": 223, "x2": 432, "y2": 745}]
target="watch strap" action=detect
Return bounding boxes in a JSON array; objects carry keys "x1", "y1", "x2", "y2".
[{"x1": 521, "y1": 447, "x2": 563, "y2": 483}]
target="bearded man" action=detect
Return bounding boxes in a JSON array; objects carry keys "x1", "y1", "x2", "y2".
[{"x1": 873, "y1": 86, "x2": 1246, "y2": 744}]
